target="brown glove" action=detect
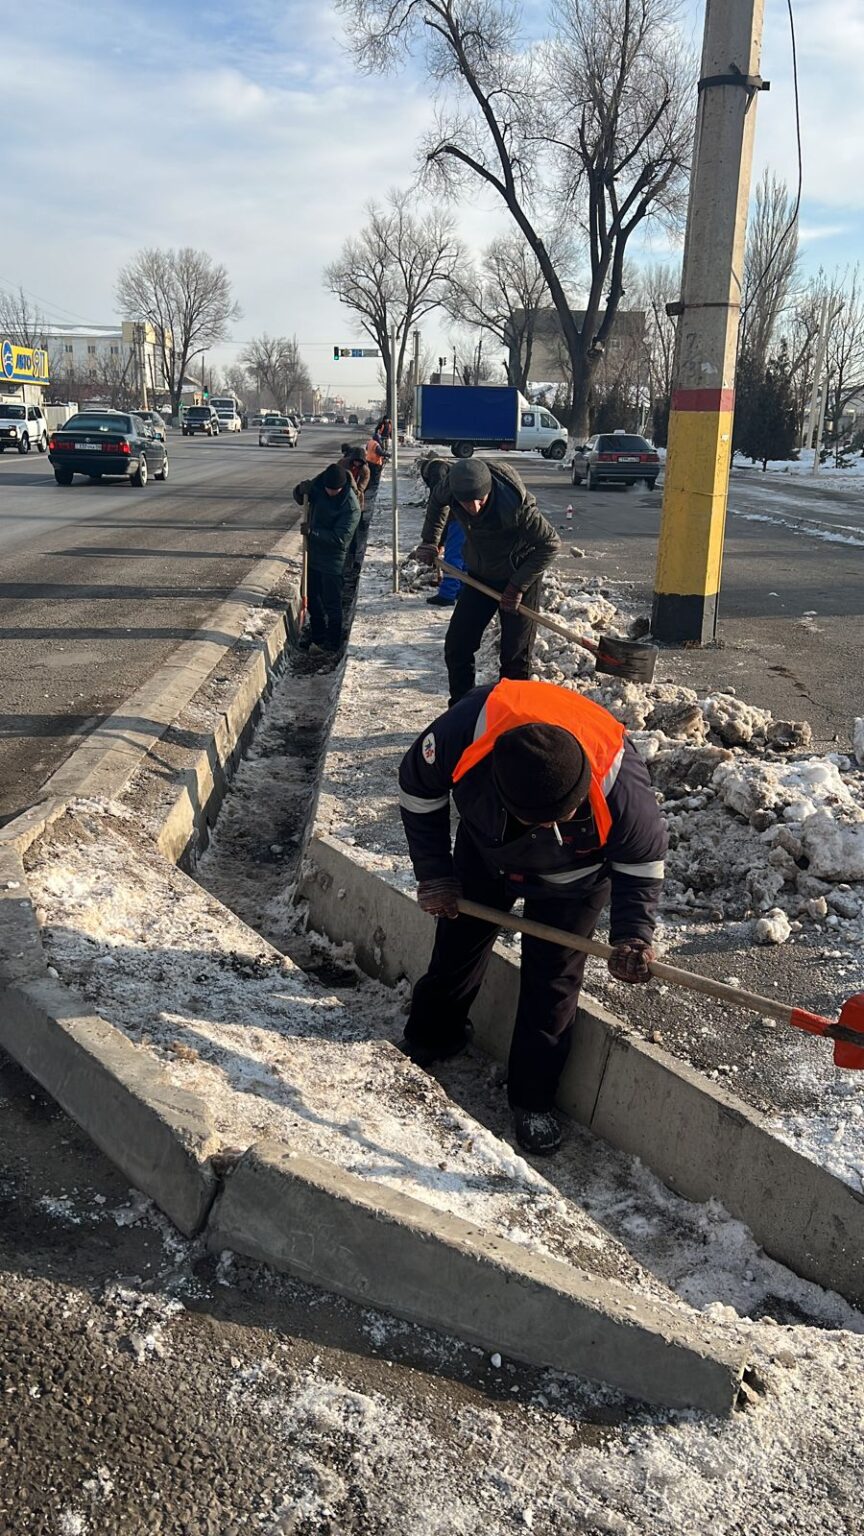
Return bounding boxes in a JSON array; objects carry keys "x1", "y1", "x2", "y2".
[
  {"x1": 417, "y1": 878, "x2": 462, "y2": 919},
  {"x1": 608, "y1": 938, "x2": 654, "y2": 984},
  {"x1": 499, "y1": 583, "x2": 523, "y2": 613},
  {"x1": 414, "y1": 542, "x2": 441, "y2": 568}
]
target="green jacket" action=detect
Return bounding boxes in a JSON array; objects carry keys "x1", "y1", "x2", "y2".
[
  {"x1": 420, "y1": 459, "x2": 560, "y2": 590},
  {"x1": 294, "y1": 473, "x2": 361, "y2": 576}
]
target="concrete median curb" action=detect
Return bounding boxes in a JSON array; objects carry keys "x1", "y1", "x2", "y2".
[
  {"x1": 0, "y1": 973, "x2": 218, "y2": 1235},
  {"x1": 301, "y1": 832, "x2": 864, "y2": 1309},
  {"x1": 208, "y1": 1139, "x2": 747, "y2": 1414}
]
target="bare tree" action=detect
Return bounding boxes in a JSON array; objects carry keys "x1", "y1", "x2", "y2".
[
  {"x1": 444, "y1": 233, "x2": 561, "y2": 391},
  {"x1": 116, "y1": 248, "x2": 240, "y2": 417},
  {"x1": 338, "y1": 0, "x2": 693, "y2": 438},
  {"x1": 222, "y1": 364, "x2": 251, "y2": 401},
  {"x1": 0, "y1": 287, "x2": 48, "y2": 347},
  {"x1": 825, "y1": 266, "x2": 864, "y2": 461},
  {"x1": 239, "y1": 335, "x2": 311, "y2": 413},
  {"x1": 627, "y1": 259, "x2": 680, "y2": 438},
  {"x1": 740, "y1": 170, "x2": 799, "y2": 372},
  {"x1": 325, "y1": 189, "x2": 463, "y2": 404}
]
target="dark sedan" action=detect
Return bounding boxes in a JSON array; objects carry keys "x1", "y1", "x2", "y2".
[
  {"x1": 571, "y1": 432, "x2": 660, "y2": 490},
  {"x1": 48, "y1": 410, "x2": 169, "y2": 487}
]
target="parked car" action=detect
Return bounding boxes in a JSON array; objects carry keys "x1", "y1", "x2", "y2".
[
  {"x1": 48, "y1": 409, "x2": 169, "y2": 486},
  {"x1": 259, "y1": 415, "x2": 298, "y2": 448},
  {"x1": 0, "y1": 401, "x2": 49, "y2": 454},
  {"x1": 182, "y1": 405, "x2": 221, "y2": 437},
  {"x1": 135, "y1": 409, "x2": 167, "y2": 442},
  {"x1": 571, "y1": 431, "x2": 660, "y2": 490}
]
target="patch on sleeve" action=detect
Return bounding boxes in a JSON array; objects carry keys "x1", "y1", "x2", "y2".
[{"x1": 422, "y1": 731, "x2": 437, "y2": 765}]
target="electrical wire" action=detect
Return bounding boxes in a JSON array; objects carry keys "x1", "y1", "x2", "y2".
[{"x1": 740, "y1": 0, "x2": 803, "y2": 325}]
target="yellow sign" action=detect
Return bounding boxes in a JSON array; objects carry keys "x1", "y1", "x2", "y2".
[{"x1": 1, "y1": 339, "x2": 50, "y2": 386}]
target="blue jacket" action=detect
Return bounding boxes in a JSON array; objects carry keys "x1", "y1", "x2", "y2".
[{"x1": 398, "y1": 686, "x2": 667, "y2": 942}]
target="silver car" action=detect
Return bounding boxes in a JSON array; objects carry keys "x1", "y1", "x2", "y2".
[
  {"x1": 259, "y1": 415, "x2": 298, "y2": 448},
  {"x1": 135, "y1": 409, "x2": 167, "y2": 442}
]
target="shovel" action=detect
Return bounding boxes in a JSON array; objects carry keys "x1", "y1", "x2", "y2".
[
  {"x1": 457, "y1": 899, "x2": 864, "y2": 1069},
  {"x1": 299, "y1": 496, "x2": 310, "y2": 638},
  {"x1": 438, "y1": 562, "x2": 658, "y2": 684}
]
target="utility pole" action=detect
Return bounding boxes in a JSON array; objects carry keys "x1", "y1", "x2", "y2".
[
  {"x1": 811, "y1": 368, "x2": 830, "y2": 475},
  {"x1": 652, "y1": 0, "x2": 769, "y2": 643},
  {"x1": 802, "y1": 296, "x2": 829, "y2": 450},
  {"x1": 389, "y1": 325, "x2": 399, "y2": 593}
]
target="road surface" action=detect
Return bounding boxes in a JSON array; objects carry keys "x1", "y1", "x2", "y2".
[{"x1": 0, "y1": 426, "x2": 339, "y2": 822}]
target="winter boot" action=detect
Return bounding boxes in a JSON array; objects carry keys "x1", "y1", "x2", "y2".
[
  {"x1": 512, "y1": 1109, "x2": 562, "y2": 1156},
  {"x1": 398, "y1": 1022, "x2": 473, "y2": 1070}
]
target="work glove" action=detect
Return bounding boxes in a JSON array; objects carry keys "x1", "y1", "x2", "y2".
[
  {"x1": 608, "y1": 938, "x2": 654, "y2": 984},
  {"x1": 414, "y1": 542, "x2": 441, "y2": 568},
  {"x1": 417, "y1": 878, "x2": 462, "y2": 920},
  {"x1": 299, "y1": 521, "x2": 309, "y2": 536},
  {"x1": 292, "y1": 485, "x2": 307, "y2": 505},
  {"x1": 499, "y1": 583, "x2": 523, "y2": 614}
]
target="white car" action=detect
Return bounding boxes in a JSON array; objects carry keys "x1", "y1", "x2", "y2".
[
  {"x1": 215, "y1": 410, "x2": 242, "y2": 433},
  {"x1": 0, "y1": 401, "x2": 49, "y2": 454},
  {"x1": 259, "y1": 415, "x2": 298, "y2": 447}
]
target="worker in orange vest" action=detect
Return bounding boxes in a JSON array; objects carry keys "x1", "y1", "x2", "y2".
[
  {"x1": 397, "y1": 678, "x2": 667, "y2": 1154},
  {"x1": 365, "y1": 433, "x2": 387, "y2": 504}
]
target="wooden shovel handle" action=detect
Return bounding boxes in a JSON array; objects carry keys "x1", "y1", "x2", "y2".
[
  {"x1": 456, "y1": 898, "x2": 796, "y2": 1026},
  {"x1": 438, "y1": 561, "x2": 600, "y2": 658}
]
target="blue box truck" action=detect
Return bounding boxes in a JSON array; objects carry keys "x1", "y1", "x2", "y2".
[{"x1": 414, "y1": 385, "x2": 568, "y2": 460}]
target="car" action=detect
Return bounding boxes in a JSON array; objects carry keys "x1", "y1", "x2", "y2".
[
  {"x1": 48, "y1": 409, "x2": 169, "y2": 487},
  {"x1": 0, "y1": 401, "x2": 49, "y2": 454},
  {"x1": 334, "y1": 414, "x2": 346, "y2": 425},
  {"x1": 135, "y1": 409, "x2": 168, "y2": 442},
  {"x1": 571, "y1": 431, "x2": 660, "y2": 490},
  {"x1": 182, "y1": 405, "x2": 221, "y2": 437},
  {"x1": 258, "y1": 415, "x2": 298, "y2": 448},
  {"x1": 347, "y1": 414, "x2": 359, "y2": 426}
]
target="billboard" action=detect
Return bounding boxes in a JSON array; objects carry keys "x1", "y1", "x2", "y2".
[{"x1": 1, "y1": 339, "x2": 50, "y2": 386}]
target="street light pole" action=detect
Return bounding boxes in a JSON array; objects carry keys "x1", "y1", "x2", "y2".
[
  {"x1": 390, "y1": 324, "x2": 399, "y2": 593},
  {"x1": 652, "y1": 0, "x2": 769, "y2": 643}
]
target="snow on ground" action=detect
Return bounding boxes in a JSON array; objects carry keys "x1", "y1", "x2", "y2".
[
  {"x1": 312, "y1": 472, "x2": 864, "y2": 1189},
  {"x1": 733, "y1": 446, "x2": 864, "y2": 481},
  {"x1": 26, "y1": 804, "x2": 665, "y2": 1295}
]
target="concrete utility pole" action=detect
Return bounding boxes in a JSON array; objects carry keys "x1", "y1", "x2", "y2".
[
  {"x1": 390, "y1": 325, "x2": 399, "y2": 593},
  {"x1": 652, "y1": 0, "x2": 769, "y2": 643},
  {"x1": 802, "y1": 296, "x2": 829, "y2": 451}
]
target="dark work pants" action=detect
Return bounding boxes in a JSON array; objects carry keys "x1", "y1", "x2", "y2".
[
  {"x1": 406, "y1": 829, "x2": 611, "y2": 1112},
  {"x1": 444, "y1": 576, "x2": 542, "y2": 705},
  {"x1": 366, "y1": 463, "x2": 383, "y2": 503},
  {"x1": 308, "y1": 568, "x2": 344, "y2": 650}
]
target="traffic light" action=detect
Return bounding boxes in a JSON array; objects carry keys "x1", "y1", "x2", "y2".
[
  {"x1": 203, "y1": 386, "x2": 209, "y2": 400},
  {"x1": 333, "y1": 345, "x2": 340, "y2": 361}
]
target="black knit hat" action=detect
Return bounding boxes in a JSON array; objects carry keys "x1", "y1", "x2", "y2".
[
  {"x1": 323, "y1": 464, "x2": 348, "y2": 490},
  {"x1": 492, "y1": 724, "x2": 590, "y2": 824},
  {"x1": 449, "y1": 457, "x2": 492, "y2": 501}
]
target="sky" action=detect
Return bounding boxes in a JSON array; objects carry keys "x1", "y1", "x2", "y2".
[{"x1": 2, "y1": 0, "x2": 862, "y2": 404}]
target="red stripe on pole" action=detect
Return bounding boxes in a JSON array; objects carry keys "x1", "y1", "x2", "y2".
[{"x1": 671, "y1": 388, "x2": 736, "y2": 412}]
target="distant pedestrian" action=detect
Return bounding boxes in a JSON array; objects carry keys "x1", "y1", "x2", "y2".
[
  {"x1": 375, "y1": 416, "x2": 393, "y2": 447},
  {"x1": 293, "y1": 465, "x2": 361, "y2": 654},
  {"x1": 415, "y1": 458, "x2": 559, "y2": 703}
]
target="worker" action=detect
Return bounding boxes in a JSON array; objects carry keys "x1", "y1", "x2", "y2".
[
  {"x1": 398, "y1": 677, "x2": 667, "y2": 1154},
  {"x1": 418, "y1": 457, "x2": 465, "y2": 608},
  {"x1": 414, "y1": 459, "x2": 559, "y2": 704},
  {"x1": 365, "y1": 432, "x2": 387, "y2": 504},
  {"x1": 292, "y1": 465, "x2": 361, "y2": 654},
  {"x1": 338, "y1": 442, "x2": 371, "y2": 508}
]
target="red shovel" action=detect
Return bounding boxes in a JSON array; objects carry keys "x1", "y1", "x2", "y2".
[{"x1": 458, "y1": 899, "x2": 864, "y2": 1069}]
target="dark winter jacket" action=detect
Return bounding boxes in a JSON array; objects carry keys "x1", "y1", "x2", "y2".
[
  {"x1": 293, "y1": 473, "x2": 361, "y2": 577},
  {"x1": 398, "y1": 685, "x2": 667, "y2": 942},
  {"x1": 420, "y1": 460, "x2": 560, "y2": 591}
]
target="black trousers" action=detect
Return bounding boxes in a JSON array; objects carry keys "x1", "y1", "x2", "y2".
[
  {"x1": 405, "y1": 828, "x2": 610, "y2": 1112},
  {"x1": 366, "y1": 463, "x2": 383, "y2": 503},
  {"x1": 307, "y1": 568, "x2": 344, "y2": 650},
  {"x1": 444, "y1": 575, "x2": 541, "y2": 705}
]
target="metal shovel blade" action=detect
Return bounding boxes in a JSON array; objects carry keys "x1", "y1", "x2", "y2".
[{"x1": 594, "y1": 636, "x2": 659, "y2": 684}]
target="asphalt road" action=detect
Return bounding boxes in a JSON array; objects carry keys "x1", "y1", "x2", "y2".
[
  {"x1": 514, "y1": 457, "x2": 864, "y2": 750},
  {"x1": 0, "y1": 425, "x2": 346, "y2": 823}
]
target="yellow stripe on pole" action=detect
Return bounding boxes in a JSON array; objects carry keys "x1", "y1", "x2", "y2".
[{"x1": 655, "y1": 407, "x2": 734, "y2": 601}]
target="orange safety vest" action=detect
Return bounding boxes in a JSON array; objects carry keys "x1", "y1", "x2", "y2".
[
  {"x1": 366, "y1": 437, "x2": 385, "y2": 466},
  {"x1": 451, "y1": 679, "x2": 626, "y2": 844}
]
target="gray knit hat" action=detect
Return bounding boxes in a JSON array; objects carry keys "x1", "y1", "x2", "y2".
[{"x1": 448, "y1": 458, "x2": 492, "y2": 501}]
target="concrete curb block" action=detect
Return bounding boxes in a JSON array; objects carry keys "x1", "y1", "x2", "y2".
[
  {"x1": 208, "y1": 1140, "x2": 747, "y2": 1414},
  {"x1": 300, "y1": 833, "x2": 864, "y2": 1308},
  {"x1": 0, "y1": 974, "x2": 218, "y2": 1236}
]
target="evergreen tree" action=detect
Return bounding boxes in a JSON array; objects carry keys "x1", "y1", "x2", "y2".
[{"x1": 734, "y1": 343, "x2": 797, "y2": 469}]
